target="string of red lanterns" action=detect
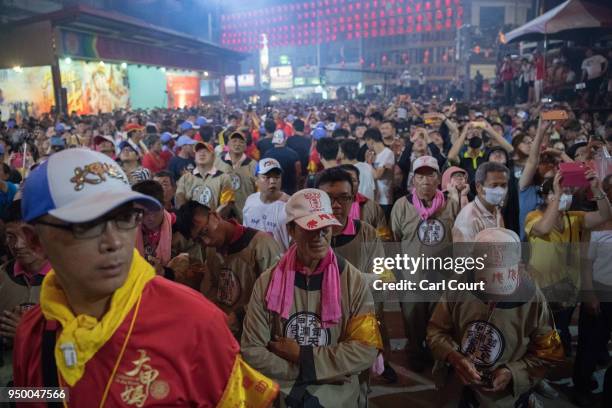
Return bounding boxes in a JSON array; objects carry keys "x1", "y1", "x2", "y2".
[{"x1": 220, "y1": 0, "x2": 463, "y2": 52}]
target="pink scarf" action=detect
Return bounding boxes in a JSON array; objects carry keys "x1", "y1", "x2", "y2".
[
  {"x1": 349, "y1": 193, "x2": 368, "y2": 221},
  {"x1": 265, "y1": 244, "x2": 342, "y2": 328},
  {"x1": 135, "y1": 210, "x2": 174, "y2": 265},
  {"x1": 411, "y1": 188, "x2": 446, "y2": 220}
]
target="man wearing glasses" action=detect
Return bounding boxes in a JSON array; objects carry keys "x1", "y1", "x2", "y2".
[
  {"x1": 315, "y1": 167, "x2": 397, "y2": 386},
  {"x1": 12, "y1": 149, "x2": 278, "y2": 407},
  {"x1": 173, "y1": 199, "x2": 282, "y2": 339}
]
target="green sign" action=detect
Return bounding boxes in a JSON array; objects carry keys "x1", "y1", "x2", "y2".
[
  {"x1": 307, "y1": 77, "x2": 320, "y2": 85},
  {"x1": 294, "y1": 77, "x2": 306, "y2": 86},
  {"x1": 279, "y1": 55, "x2": 290, "y2": 65}
]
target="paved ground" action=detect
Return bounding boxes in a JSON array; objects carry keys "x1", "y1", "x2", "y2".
[{"x1": 368, "y1": 306, "x2": 607, "y2": 408}]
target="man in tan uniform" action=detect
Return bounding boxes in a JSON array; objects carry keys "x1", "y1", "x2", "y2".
[
  {"x1": 173, "y1": 201, "x2": 282, "y2": 338},
  {"x1": 390, "y1": 155, "x2": 460, "y2": 371},
  {"x1": 339, "y1": 164, "x2": 392, "y2": 241},
  {"x1": 215, "y1": 130, "x2": 257, "y2": 217},
  {"x1": 427, "y1": 228, "x2": 563, "y2": 407},
  {"x1": 175, "y1": 141, "x2": 234, "y2": 211},
  {"x1": 316, "y1": 167, "x2": 397, "y2": 385},
  {"x1": 241, "y1": 189, "x2": 381, "y2": 407}
]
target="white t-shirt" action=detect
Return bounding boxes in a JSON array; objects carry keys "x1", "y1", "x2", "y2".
[
  {"x1": 243, "y1": 192, "x2": 291, "y2": 250},
  {"x1": 589, "y1": 230, "x2": 612, "y2": 286},
  {"x1": 581, "y1": 55, "x2": 608, "y2": 80},
  {"x1": 354, "y1": 161, "x2": 376, "y2": 200},
  {"x1": 373, "y1": 147, "x2": 395, "y2": 205}
]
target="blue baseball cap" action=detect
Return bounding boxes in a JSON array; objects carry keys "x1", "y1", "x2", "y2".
[
  {"x1": 160, "y1": 132, "x2": 176, "y2": 143},
  {"x1": 195, "y1": 116, "x2": 211, "y2": 127},
  {"x1": 22, "y1": 148, "x2": 160, "y2": 223},
  {"x1": 176, "y1": 135, "x2": 197, "y2": 147},
  {"x1": 55, "y1": 123, "x2": 70, "y2": 133},
  {"x1": 180, "y1": 121, "x2": 199, "y2": 132},
  {"x1": 7, "y1": 119, "x2": 16, "y2": 129},
  {"x1": 118, "y1": 141, "x2": 138, "y2": 153},
  {"x1": 312, "y1": 128, "x2": 327, "y2": 140}
]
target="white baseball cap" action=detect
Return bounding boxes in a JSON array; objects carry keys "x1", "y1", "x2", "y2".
[
  {"x1": 412, "y1": 155, "x2": 440, "y2": 173},
  {"x1": 272, "y1": 129, "x2": 285, "y2": 145},
  {"x1": 474, "y1": 228, "x2": 521, "y2": 295},
  {"x1": 22, "y1": 148, "x2": 161, "y2": 223},
  {"x1": 257, "y1": 158, "x2": 283, "y2": 175},
  {"x1": 285, "y1": 189, "x2": 342, "y2": 231}
]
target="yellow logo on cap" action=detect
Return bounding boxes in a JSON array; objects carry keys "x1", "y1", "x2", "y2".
[{"x1": 70, "y1": 162, "x2": 128, "y2": 191}]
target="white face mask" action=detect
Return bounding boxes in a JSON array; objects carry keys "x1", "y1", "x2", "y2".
[
  {"x1": 558, "y1": 193, "x2": 573, "y2": 211},
  {"x1": 483, "y1": 186, "x2": 507, "y2": 206}
]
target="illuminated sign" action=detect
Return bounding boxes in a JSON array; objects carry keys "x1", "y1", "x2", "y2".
[
  {"x1": 238, "y1": 74, "x2": 256, "y2": 87},
  {"x1": 270, "y1": 66, "x2": 293, "y2": 89}
]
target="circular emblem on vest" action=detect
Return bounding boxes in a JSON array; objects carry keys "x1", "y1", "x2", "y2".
[
  {"x1": 150, "y1": 379, "x2": 170, "y2": 400},
  {"x1": 216, "y1": 267, "x2": 241, "y2": 307},
  {"x1": 460, "y1": 320, "x2": 505, "y2": 367},
  {"x1": 417, "y1": 218, "x2": 446, "y2": 246},
  {"x1": 284, "y1": 312, "x2": 331, "y2": 347},
  {"x1": 231, "y1": 174, "x2": 241, "y2": 190},
  {"x1": 194, "y1": 186, "x2": 213, "y2": 206}
]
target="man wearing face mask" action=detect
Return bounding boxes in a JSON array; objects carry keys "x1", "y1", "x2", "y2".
[{"x1": 453, "y1": 162, "x2": 509, "y2": 242}]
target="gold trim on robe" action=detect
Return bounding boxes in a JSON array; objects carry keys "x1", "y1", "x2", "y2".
[
  {"x1": 528, "y1": 330, "x2": 565, "y2": 362},
  {"x1": 342, "y1": 313, "x2": 383, "y2": 350},
  {"x1": 217, "y1": 355, "x2": 279, "y2": 408}
]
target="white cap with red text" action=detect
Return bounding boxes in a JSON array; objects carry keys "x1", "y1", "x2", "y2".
[{"x1": 285, "y1": 189, "x2": 342, "y2": 231}]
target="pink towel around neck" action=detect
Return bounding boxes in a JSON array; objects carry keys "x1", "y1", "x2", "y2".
[
  {"x1": 135, "y1": 210, "x2": 174, "y2": 265},
  {"x1": 411, "y1": 188, "x2": 446, "y2": 220},
  {"x1": 265, "y1": 244, "x2": 342, "y2": 328}
]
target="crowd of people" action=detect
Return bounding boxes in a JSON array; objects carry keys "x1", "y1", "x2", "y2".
[
  {"x1": 496, "y1": 47, "x2": 611, "y2": 108},
  {"x1": 0, "y1": 93, "x2": 611, "y2": 407}
]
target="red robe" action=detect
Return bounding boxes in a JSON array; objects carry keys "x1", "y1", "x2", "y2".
[{"x1": 13, "y1": 277, "x2": 263, "y2": 407}]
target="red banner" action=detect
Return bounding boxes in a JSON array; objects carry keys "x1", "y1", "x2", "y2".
[{"x1": 166, "y1": 75, "x2": 200, "y2": 108}]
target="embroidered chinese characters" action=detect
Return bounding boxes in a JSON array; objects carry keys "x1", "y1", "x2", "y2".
[
  {"x1": 70, "y1": 162, "x2": 128, "y2": 191},
  {"x1": 116, "y1": 349, "x2": 169, "y2": 407}
]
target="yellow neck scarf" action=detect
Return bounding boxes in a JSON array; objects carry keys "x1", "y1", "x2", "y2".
[{"x1": 40, "y1": 250, "x2": 155, "y2": 386}]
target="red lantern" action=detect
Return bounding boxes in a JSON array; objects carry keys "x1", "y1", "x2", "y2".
[
  {"x1": 370, "y1": 62, "x2": 376, "y2": 69},
  {"x1": 425, "y1": 2, "x2": 431, "y2": 11}
]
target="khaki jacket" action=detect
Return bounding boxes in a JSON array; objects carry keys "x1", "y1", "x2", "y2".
[
  {"x1": 427, "y1": 278, "x2": 560, "y2": 407},
  {"x1": 241, "y1": 256, "x2": 380, "y2": 407}
]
